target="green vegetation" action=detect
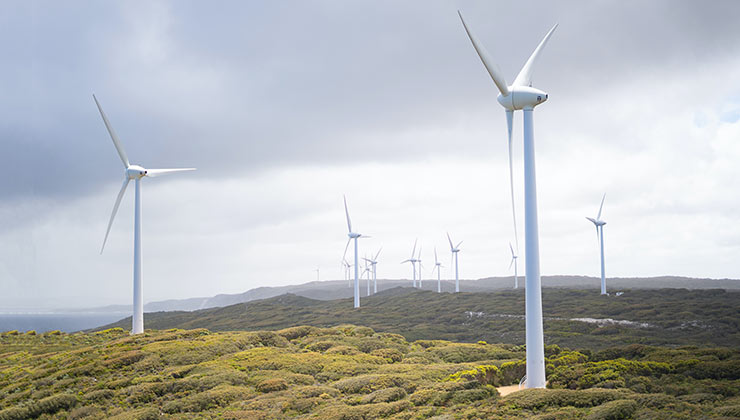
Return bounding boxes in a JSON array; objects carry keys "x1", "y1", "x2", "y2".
[
  {"x1": 2, "y1": 325, "x2": 740, "y2": 419},
  {"x1": 98, "y1": 288, "x2": 740, "y2": 349}
]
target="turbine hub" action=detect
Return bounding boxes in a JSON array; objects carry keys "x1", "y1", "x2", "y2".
[
  {"x1": 126, "y1": 165, "x2": 148, "y2": 179},
  {"x1": 497, "y1": 86, "x2": 548, "y2": 111},
  {"x1": 348, "y1": 232, "x2": 361, "y2": 239}
]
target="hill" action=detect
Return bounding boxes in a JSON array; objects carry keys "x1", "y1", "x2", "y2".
[
  {"x1": 97, "y1": 288, "x2": 740, "y2": 350},
  {"x1": 71, "y1": 275, "x2": 740, "y2": 314},
  {"x1": 2, "y1": 326, "x2": 740, "y2": 419}
]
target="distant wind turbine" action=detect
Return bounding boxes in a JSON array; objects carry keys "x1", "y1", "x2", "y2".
[
  {"x1": 342, "y1": 196, "x2": 369, "y2": 308},
  {"x1": 458, "y1": 10, "x2": 557, "y2": 389},
  {"x1": 509, "y1": 243, "x2": 519, "y2": 289},
  {"x1": 341, "y1": 259, "x2": 351, "y2": 288},
  {"x1": 433, "y1": 247, "x2": 443, "y2": 293},
  {"x1": 314, "y1": 267, "x2": 320, "y2": 282},
  {"x1": 95, "y1": 95, "x2": 195, "y2": 335},
  {"x1": 447, "y1": 232, "x2": 462, "y2": 292},
  {"x1": 363, "y1": 248, "x2": 382, "y2": 294},
  {"x1": 401, "y1": 239, "x2": 418, "y2": 287},
  {"x1": 586, "y1": 193, "x2": 608, "y2": 295},
  {"x1": 416, "y1": 246, "x2": 423, "y2": 288}
]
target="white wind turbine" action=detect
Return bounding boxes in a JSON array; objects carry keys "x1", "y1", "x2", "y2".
[
  {"x1": 363, "y1": 248, "x2": 382, "y2": 295},
  {"x1": 416, "y1": 246, "x2": 423, "y2": 288},
  {"x1": 586, "y1": 193, "x2": 607, "y2": 295},
  {"x1": 342, "y1": 195, "x2": 368, "y2": 308},
  {"x1": 509, "y1": 242, "x2": 519, "y2": 289},
  {"x1": 401, "y1": 239, "x2": 418, "y2": 288},
  {"x1": 95, "y1": 95, "x2": 195, "y2": 335},
  {"x1": 458, "y1": 10, "x2": 557, "y2": 389},
  {"x1": 447, "y1": 232, "x2": 462, "y2": 292},
  {"x1": 433, "y1": 247, "x2": 443, "y2": 293},
  {"x1": 341, "y1": 259, "x2": 351, "y2": 288}
]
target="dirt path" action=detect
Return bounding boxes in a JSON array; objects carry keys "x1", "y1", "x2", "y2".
[{"x1": 496, "y1": 384, "x2": 521, "y2": 397}]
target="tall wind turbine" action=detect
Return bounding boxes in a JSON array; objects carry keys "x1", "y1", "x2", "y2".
[
  {"x1": 416, "y1": 246, "x2": 423, "y2": 288},
  {"x1": 509, "y1": 242, "x2": 519, "y2": 289},
  {"x1": 342, "y1": 196, "x2": 368, "y2": 308},
  {"x1": 447, "y1": 232, "x2": 462, "y2": 292},
  {"x1": 458, "y1": 11, "x2": 557, "y2": 389},
  {"x1": 586, "y1": 193, "x2": 607, "y2": 295},
  {"x1": 433, "y1": 247, "x2": 443, "y2": 293},
  {"x1": 95, "y1": 95, "x2": 195, "y2": 335},
  {"x1": 401, "y1": 239, "x2": 418, "y2": 287},
  {"x1": 363, "y1": 248, "x2": 382, "y2": 294}
]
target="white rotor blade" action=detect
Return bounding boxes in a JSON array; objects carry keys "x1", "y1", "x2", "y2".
[
  {"x1": 417, "y1": 246, "x2": 422, "y2": 260},
  {"x1": 93, "y1": 95, "x2": 130, "y2": 168},
  {"x1": 447, "y1": 232, "x2": 454, "y2": 251},
  {"x1": 512, "y1": 24, "x2": 558, "y2": 87},
  {"x1": 434, "y1": 247, "x2": 438, "y2": 265},
  {"x1": 457, "y1": 10, "x2": 510, "y2": 96},
  {"x1": 506, "y1": 110, "x2": 519, "y2": 253},
  {"x1": 146, "y1": 168, "x2": 196, "y2": 177},
  {"x1": 101, "y1": 178, "x2": 130, "y2": 254},
  {"x1": 411, "y1": 238, "x2": 417, "y2": 259},
  {"x1": 595, "y1": 225, "x2": 600, "y2": 244},
  {"x1": 343, "y1": 195, "x2": 352, "y2": 233},
  {"x1": 509, "y1": 256, "x2": 515, "y2": 270},
  {"x1": 374, "y1": 247, "x2": 382, "y2": 260},
  {"x1": 342, "y1": 238, "x2": 351, "y2": 261},
  {"x1": 597, "y1": 193, "x2": 606, "y2": 220},
  {"x1": 509, "y1": 242, "x2": 515, "y2": 257},
  {"x1": 456, "y1": 240, "x2": 463, "y2": 249}
]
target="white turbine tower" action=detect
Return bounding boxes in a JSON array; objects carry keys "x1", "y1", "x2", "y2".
[
  {"x1": 447, "y1": 232, "x2": 462, "y2": 292},
  {"x1": 95, "y1": 95, "x2": 195, "y2": 335},
  {"x1": 401, "y1": 239, "x2": 418, "y2": 288},
  {"x1": 341, "y1": 259, "x2": 351, "y2": 288},
  {"x1": 509, "y1": 242, "x2": 519, "y2": 289},
  {"x1": 342, "y1": 196, "x2": 368, "y2": 308},
  {"x1": 458, "y1": 11, "x2": 557, "y2": 389},
  {"x1": 363, "y1": 248, "x2": 382, "y2": 295},
  {"x1": 416, "y1": 246, "x2": 423, "y2": 288},
  {"x1": 586, "y1": 193, "x2": 607, "y2": 295},
  {"x1": 433, "y1": 247, "x2": 443, "y2": 293}
]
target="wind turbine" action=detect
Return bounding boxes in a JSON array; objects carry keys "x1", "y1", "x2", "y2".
[
  {"x1": 95, "y1": 95, "x2": 195, "y2": 335},
  {"x1": 586, "y1": 193, "x2": 607, "y2": 295},
  {"x1": 433, "y1": 247, "x2": 443, "y2": 293},
  {"x1": 509, "y1": 243, "x2": 519, "y2": 289},
  {"x1": 314, "y1": 267, "x2": 320, "y2": 282},
  {"x1": 341, "y1": 259, "x2": 351, "y2": 288},
  {"x1": 447, "y1": 232, "x2": 462, "y2": 292},
  {"x1": 458, "y1": 10, "x2": 557, "y2": 389},
  {"x1": 363, "y1": 248, "x2": 382, "y2": 294},
  {"x1": 416, "y1": 246, "x2": 423, "y2": 288},
  {"x1": 342, "y1": 195, "x2": 368, "y2": 308},
  {"x1": 401, "y1": 239, "x2": 418, "y2": 287}
]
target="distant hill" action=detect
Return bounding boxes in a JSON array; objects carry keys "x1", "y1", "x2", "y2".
[
  {"x1": 97, "y1": 287, "x2": 740, "y2": 350},
  {"x1": 73, "y1": 275, "x2": 740, "y2": 313}
]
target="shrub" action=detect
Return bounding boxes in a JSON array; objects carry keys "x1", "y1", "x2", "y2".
[
  {"x1": 278, "y1": 325, "x2": 318, "y2": 340},
  {"x1": 370, "y1": 348, "x2": 403, "y2": 363},
  {"x1": 326, "y1": 345, "x2": 360, "y2": 355},
  {"x1": 162, "y1": 385, "x2": 249, "y2": 413},
  {"x1": 0, "y1": 393, "x2": 79, "y2": 419},
  {"x1": 360, "y1": 387, "x2": 407, "y2": 404},
  {"x1": 25, "y1": 330, "x2": 36, "y2": 336},
  {"x1": 504, "y1": 388, "x2": 628, "y2": 410},
  {"x1": 713, "y1": 405, "x2": 740, "y2": 417},
  {"x1": 332, "y1": 375, "x2": 411, "y2": 394},
  {"x1": 306, "y1": 341, "x2": 335, "y2": 352},
  {"x1": 585, "y1": 399, "x2": 637, "y2": 420},
  {"x1": 69, "y1": 406, "x2": 103, "y2": 419},
  {"x1": 256, "y1": 378, "x2": 288, "y2": 393},
  {"x1": 448, "y1": 365, "x2": 501, "y2": 386},
  {"x1": 450, "y1": 386, "x2": 497, "y2": 404},
  {"x1": 84, "y1": 388, "x2": 115, "y2": 403}
]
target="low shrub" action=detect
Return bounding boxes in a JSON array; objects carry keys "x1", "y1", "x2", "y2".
[
  {"x1": 256, "y1": 378, "x2": 288, "y2": 393},
  {"x1": 448, "y1": 365, "x2": 500, "y2": 386},
  {"x1": 360, "y1": 387, "x2": 407, "y2": 404},
  {"x1": 504, "y1": 388, "x2": 629, "y2": 410},
  {"x1": 370, "y1": 348, "x2": 403, "y2": 362},
  {"x1": 585, "y1": 399, "x2": 637, "y2": 420}
]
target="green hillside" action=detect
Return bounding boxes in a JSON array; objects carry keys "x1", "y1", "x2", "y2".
[
  {"x1": 2, "y1": 326, "x2": 740, "y2": 419},
  {"x1": 98, "y1": 288, "x2": 740, "y2": 349}
]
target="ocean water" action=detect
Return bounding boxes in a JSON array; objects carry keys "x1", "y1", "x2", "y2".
[{"x1": 0, "y1": 313, "x2": 128, "y2": 333}]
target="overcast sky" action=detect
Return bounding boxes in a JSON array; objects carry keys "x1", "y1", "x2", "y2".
[{"x1": 2, "y1": 0, "x2": 740, "y2": 309}]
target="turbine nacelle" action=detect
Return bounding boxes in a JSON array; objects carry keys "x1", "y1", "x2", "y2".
[
  {"x1": 585, "y1": 217, "x2": 606, "y2": 227},
  {"x1": 498, "y1": 86, "x2": 548, "y2": 111},
  {"x1": 126, "y1": 165, "x2": 148, "y2": 179},
  {"x1": 348, "y1": 232, "x2": 362, "y2": 239}
]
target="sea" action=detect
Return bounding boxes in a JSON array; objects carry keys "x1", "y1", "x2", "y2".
[{"x1": 0, "y1": 312, "x2": 129, "y2": 333}]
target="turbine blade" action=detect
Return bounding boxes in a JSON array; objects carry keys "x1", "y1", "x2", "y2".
[
  {"x1": 447, "y1": 232, "x2": 454, "y2": 250},
  {"x1": 93, "y1": 95, "x2": 130, "y2": 168},
  {"x1": 417, "y1": 246, "x2": 422, "y2": 260},
  {"x1": 343, "y1": 195, "x2": 352, "y2": 233},
  {"x1": 509, "y1": 257, "x2": 514, "y2": 270},
  {"x1": 146, "y1": 168, "x2": 196, "y2": 177},
  {"x1": 506, "y1": 110, "x2": 519, "y2": 253},
  {"x1": 512, "y1": 24, "x2": 558, "y2": 87},
  {"x1": 595, "y1": 225, "x2": 600, "y2": 244},
  {"x1": 597, "y1": 193, "x2": 606, "y2": 220},
  {"x1": 434, "y1": 247, "x2": 438, "y2": 265},
  {"x1": 411, "y1": 238, "x2": 417, "y2": 259},
  {"x1": 374, "y1": 247, "x2": 382, "y2": 260},
  {"x1": 458, "y1": 10, "x2": 510, "y2": 96},
  {"x1": 456, "y1": 241, "x2": 463, "y2": 249},
  {"x1": 101, "y1": 178, "x2": 130, "y2": 254},
  {"x1": 342, "y1": 238, "x2": 351, "y2": 261}
]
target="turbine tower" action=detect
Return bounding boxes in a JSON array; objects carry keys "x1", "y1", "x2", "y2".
[
  {"x1": 342, "y1": 196, "x2": 367, "y2": 308},
  {"x1": 586, "y1": 193, "x2": 607, "y2": 295},
  {"x1": 363, "y1": 248, "x2": 382, "y2": 294},
  {"x1": 341, "y1": 259, "x2": 351, "y2": 288},
  {"x1": 416, "y1": 246, "x2": 423, "y2": 288},
  {"x1": 95, "y1": 95, "x2": 195, "y2": 335},
  {"x1": 458, "y1": 11, "x2": 557, "y2": 389},
  {"x1": 447, "y1": 232, "x2": 462, "y2": 292},
  {"x1": 401, "y1": 239, "x2": 418, "y2": 287},
  {"x1": 509, "y1": 242, "x2": 519, "y2": 289},
  {"x1": 433, "y1": 247, "x2": 443, "y2": 293}
]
